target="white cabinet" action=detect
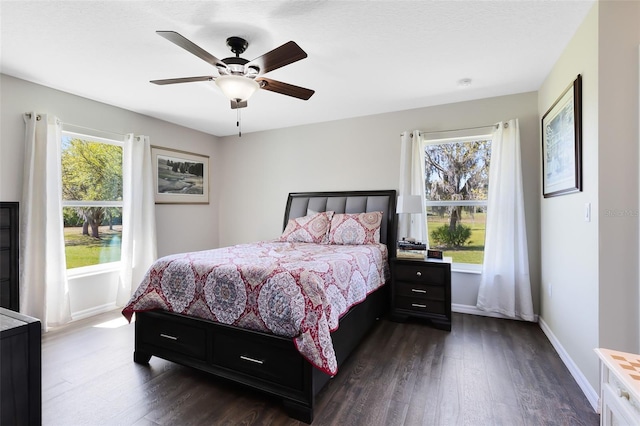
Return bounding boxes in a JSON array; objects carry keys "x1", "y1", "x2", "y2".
[{"x1": 595, "y1": 348, "x2": 640, "y2": 426}]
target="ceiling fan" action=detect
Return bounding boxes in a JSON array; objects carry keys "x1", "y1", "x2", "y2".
[{"x1": 150, "y1": 31, "x2": 315, "y2": 110}]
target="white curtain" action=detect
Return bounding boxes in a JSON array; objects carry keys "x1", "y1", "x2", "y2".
[
  {"x1": 116, "y1": 134, "x2": 157, "y2": 306},
  {"x1": 20, "y1": 113, "x2": 72, "y2": 329},
  {"x1": 398, "y1": 130, "x2": 427, "y2": 243},
  {"x1": 477, "y1": 119, "x2": 534, "y2": 321}
]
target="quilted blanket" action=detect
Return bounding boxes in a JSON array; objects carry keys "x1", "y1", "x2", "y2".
[{"x1": 122, "y1": 241, "x2": 389, "y2": 375}]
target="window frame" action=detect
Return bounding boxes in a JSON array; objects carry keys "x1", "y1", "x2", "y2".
[
  {"x1": 422, "y1": 133, "x2": 492, "y2": 272},
  {"x1": 60, "y1": 129, "x2": 124, "y2": 275}
]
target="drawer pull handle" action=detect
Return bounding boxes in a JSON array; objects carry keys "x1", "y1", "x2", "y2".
[
  {"x1": 411, "y1": 303, "x2": 427, "y2": 308},
  {"x1": 160, "y1": 333, "x2": 178, "y2": 341},
  {"x1": 411, "y1": 289, "x2": 427, "y2": 294},
  {"x1": 240, "y1": 355, "x2": 264, "y2": 365},
  {"x1": 619, "y1": 389, "x2": 630, "y2": 400},
  {"x1": 416, "y1": 271, "x2": 422, "y2": 277}
]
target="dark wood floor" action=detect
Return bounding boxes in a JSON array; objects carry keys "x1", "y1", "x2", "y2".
[{"x1": 41, "y1": 311, "x2": 599, "y2": 425}]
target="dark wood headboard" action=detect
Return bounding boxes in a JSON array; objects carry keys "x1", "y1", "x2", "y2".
[{"x1": 283, "y1": 190, "x2": 397, "y2": 258}]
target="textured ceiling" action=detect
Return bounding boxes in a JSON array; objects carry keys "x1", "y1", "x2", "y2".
[{"x1": 0, "y1": 0, "x2": 594, "y2": 137}]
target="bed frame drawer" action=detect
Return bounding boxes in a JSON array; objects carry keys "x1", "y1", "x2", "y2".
[
  {"x1": 213, "y1": 331, "x2": 305, "y2": 390},
  {"x1": 139, "y1": 315, "x2": 207, "y2": 361}
]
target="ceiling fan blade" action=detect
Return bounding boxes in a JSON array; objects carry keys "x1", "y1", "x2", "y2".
[
  {"x1": 156, "y1": 31, "x2": 227, "y2": 70},
  {"x1": 248, "y1": 41, "x2": 307, "y2": 74},
  {"x1": 150, "y1": 76, "x2": 214, "y2": 85},
  {"x1": 230, "y1": 100, "x2": 248, "y2": 109},
  {"x1": 256, "y1": 77, "x2": 314, "y2": 100}
]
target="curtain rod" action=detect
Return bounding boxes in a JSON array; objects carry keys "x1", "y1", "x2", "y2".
[
  {"x1": 24, "y1": 113, "x2": 127, "y2": 141},
  {"x1": 62, "y1": 122, "x2": 126, "y2": 141},
  {"x1": 421, "y1": 123, "x2": 499, "y2": 135},
  {"x1": 402, "y1": 123, "x2": 500, "y2": 137}
]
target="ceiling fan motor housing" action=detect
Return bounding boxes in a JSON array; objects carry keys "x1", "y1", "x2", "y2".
[
  {"x1": 222, "y1": 37, "x2": 259, "y2": 76},
  {"x1": 226, "y1": 36, "x2": 248, "y2": 55}
]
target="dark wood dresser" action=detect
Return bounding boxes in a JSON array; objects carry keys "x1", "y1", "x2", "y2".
[
  {"x1": 0, "y1": 307, "x2": 41, "y2": 426},
  {"x1": 0, "y1": 202, "x2": 19, "y2": 311},
  {"x1": 390, "y1": 257, "x2": 452, "y2": 331}
]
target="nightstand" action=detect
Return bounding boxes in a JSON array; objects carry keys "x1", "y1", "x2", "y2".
[
  {"x1": 0, "y1": 308, "x2": 41, "y2": 426},
  {"x1": 390, "y1": 257, "x2": 452, "y2": 331}
]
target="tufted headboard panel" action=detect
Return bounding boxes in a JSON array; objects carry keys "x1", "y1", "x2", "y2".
[{"x1": 283, "y1": 190, "x2": 397, "y2": 258}]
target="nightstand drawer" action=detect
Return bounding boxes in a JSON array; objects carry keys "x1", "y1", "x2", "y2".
[
  {"x1": 0, "y1": 255, "x2": 9, "y2": 280},
  {"x1": 0, "y1": 229, "x2": 10, "y2": 247},
  {"x1": 394, "y1": 281, "x2": 445, "y2": 300},
  {"x1": 395, "y1": 296, "x2": 446, "y2": 315},
  {"x1": 394, "y1": 263, "x2": 445, "y2": 285}
]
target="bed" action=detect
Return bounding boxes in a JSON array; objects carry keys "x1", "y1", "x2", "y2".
[{"x1": 123, "y1": 190, "x2": 397, "y2": 423}]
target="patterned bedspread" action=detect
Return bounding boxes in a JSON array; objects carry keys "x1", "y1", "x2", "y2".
[{"x1": 122, "y1": 241, "x2": 389, "y2": 375}]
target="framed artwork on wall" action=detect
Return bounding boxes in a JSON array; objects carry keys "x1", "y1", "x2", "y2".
[
  {"x1": 541, "y1": 74, "x2": 582, "y2": 198},
  {"x1": 151, "y1": 146, "x2": 209, "y2": 204}
]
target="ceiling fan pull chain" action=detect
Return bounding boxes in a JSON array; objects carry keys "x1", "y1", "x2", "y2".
[{"x1": 237, "y1": 107, "x2": 242, "y2": 137}]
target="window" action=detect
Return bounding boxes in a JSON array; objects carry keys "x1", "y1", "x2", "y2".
[
  {"x1": 423, "y1": 135, "x2": 491, "y2": 269},
  {"x1": 61, "y1": 131, "x2": 123, "y2": 270}
]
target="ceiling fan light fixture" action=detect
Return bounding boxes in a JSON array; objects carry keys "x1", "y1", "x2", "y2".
[{"x1": 215, "y1": 75, "x2": 259, "y2": 101}]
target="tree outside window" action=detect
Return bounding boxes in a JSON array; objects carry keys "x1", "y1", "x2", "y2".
[
  {"x1": 424, "y1": 137, "x2": 491, "y2": 266},
  {"x1": 61, "y1": 133, "x2": 123, "y2": 269}
]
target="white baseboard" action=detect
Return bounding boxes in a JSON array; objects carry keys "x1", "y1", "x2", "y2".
[
  {"x1": 71, "y1": 303, "x2": 118, "y2": 321},
  {"x1": 538, "y1": 316, "x2": 599, "y2": 412},
  {"x1": 452, "y1": 303, "x2": 539, "y2": 322}
]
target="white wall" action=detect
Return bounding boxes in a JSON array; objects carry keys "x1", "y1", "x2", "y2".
[
  {"x1": 67, "y1": 270, "x2": 119, "y2": 320},
  {"x1": 217, "y1": 92, "x2": 541, "y2": 313},
  {"x1": 538, "y1": 2, "x2": 600, "y2": 394},
  {"x1": 596, "y1": 0, "x2": 640, "y2": 354},
  {"x1": 538, "y1": 0, "x2": 640, "y2": 396},
  {"x1": 0, "y1": 74, "x2": 221, "y2": 317}
]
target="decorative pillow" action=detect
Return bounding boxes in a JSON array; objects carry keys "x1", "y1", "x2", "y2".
[
  {"x1": 279, "y1": 211, "x2": 334, "y2": 244},
  {"x1": 328, "y1": 212, "x2": 383, "y2": 245}
]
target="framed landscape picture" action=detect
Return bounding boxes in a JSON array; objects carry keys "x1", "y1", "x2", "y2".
[
  {"x1": 541, "y1": 74, "x2": 582, "y2": 198},
  {"x1": 151, "y1": 146, "x2": 209, "y2": 204}
]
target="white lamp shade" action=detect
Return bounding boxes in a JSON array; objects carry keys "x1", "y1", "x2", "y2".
[
  {"x1": 215, "y1": 75, "x2": 259, "y2": 101},
  {"x1": 396, "y1": 195, "x2": 423, "y2": 214}
]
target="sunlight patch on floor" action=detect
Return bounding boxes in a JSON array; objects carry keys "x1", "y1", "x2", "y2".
[{"x1": 93, "y1": 316, "x2": 130, "y2": 329}]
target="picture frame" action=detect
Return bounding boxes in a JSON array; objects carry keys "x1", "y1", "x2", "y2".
[
  {"x1": 151, "y1": 146, "x2": 209, "y2": 204},
  {"x1": 541, "y1": 74, "x2": 582, "y2": 198}
]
